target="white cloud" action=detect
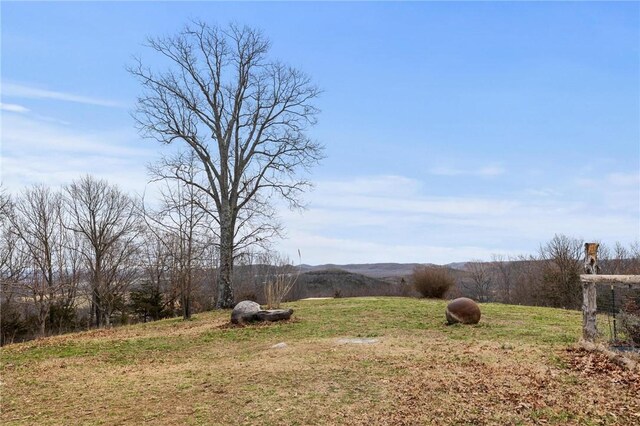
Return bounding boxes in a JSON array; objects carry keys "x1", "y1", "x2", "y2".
[
  {"x1": 429, "y1": 165, "x2": 506, "y2": 177},
  {"x1": 607, "y1": 172, "x2": 640, "y2": 187},
  {"x1": 272, "y1": 173, "x2": 639, "y2": 264},
  {"x1": 276, "y1": 231, "x2": 519, "y2": 265},
  {"x1": 2, "y1": 155, "x2": 151, "y2": 194},
  {"x1": 576, "y1": 172, "x2": 640, "y2": 189},
  {"x1": 3, "y1": 106, "x2": 636, "y2": 265},
  {"x1": 573, "y1": 171, "x2": 640, "y2": 212},
  {"x1": 310, "y1": 176, "x2": 517, "y2": 216},
  {"x1": 0, "y1": 102, "x2": 30, "y2": 113},
  {"x1": 3, "y1": 114, "x2": 150, "y2": 158},
  {"x1": 477, "y1": 166, "x2": 505, "y2": 176},
  {"x1": 1, "y1": 113, "x2": 157, "y2": 194},
  {"x1": 319, "y1": 175, "x2": 421, "y2": 196},
  {"x1": 524, "y1": 188, "x2": 561, "y2": 197},
  {"x1": 2, "y1": 82, "x2": 125, "y2": 108},
  {"x1": 1, "y1": 102, "x2": 71, "y2": 125}
]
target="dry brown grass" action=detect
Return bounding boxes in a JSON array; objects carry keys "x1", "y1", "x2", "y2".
[{"x1": 1, "y1": 297, "x2": 638, "y2": 425}]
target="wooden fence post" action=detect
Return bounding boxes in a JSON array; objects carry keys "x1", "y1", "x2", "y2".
[
  {"x1": 581, "y1": 279, "x2": 597, "y2": 342},
  {"x1": 579, "y1": 274, "x2": 640, "y2": 343}
]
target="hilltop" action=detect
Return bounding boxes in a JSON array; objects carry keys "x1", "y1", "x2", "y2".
[{"x1": 2, "y1": 297, "x2": 638, "y2": 425}]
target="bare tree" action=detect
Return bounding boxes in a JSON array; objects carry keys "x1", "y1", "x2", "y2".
[
  {"x1": 131, "y1": 22, "x2": 323, "y2": 308},
  {"x1": 606, "y1": 241, "x2": 631, "y2": 274},
  {"x1": 6, "y1": 185, "x2": 68, "y2": 336},
  {"x1": 144, "y1": 152, "x2": 214, "y2": 319},
  {"x1": 508, "y1": 255, "x2": 541, "y2": 306},
  {"x1": 0, "y1": 191, "x2": 26, "y2": 286},
  {"x1": 465, "y1": 260, "x2": 493, "y2": 302},
  {"x1": 64, "y1": 176, "x2": 141, "y2": 327},
  {"x1": 52, "y1": 230, "x2": 83, "y2": 333},
  {"x1": 232, "y1": 249, "x2": 267, "y2": 302},
  {"x1": 539, "y1": 234, "x2": 584, "y2": 309},
  {"x1": 629, "y1": 241, "x2": 640, "y2": 274},
  {"x1": 0, "y1": 185, "x2": 10, "y2": 217},
  {"x1": 491, "y1": 254, "x2": 514, "y2": 303},
  {"x1": 1, "y1": 192, "x2": 30, "y2": 344}
]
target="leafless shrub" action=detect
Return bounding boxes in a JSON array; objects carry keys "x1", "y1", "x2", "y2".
[
  {"x1": 619, "y1": 299, "x2": 640, "y2": 346},
  {"x1": 412, "y1": 266, "x2": 454, "y2": 299},
  {"x1": 264, "y1": 251, "x2": 301, "y2": 309}
]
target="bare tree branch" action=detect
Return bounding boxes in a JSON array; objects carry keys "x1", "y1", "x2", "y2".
[{"x1": 131, "y1": 22, "x2": 323, "y2": 308}]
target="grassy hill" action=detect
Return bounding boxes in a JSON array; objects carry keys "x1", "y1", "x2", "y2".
[{"x1": 2, "y1": 297, "x2": 638, "y2": 425}]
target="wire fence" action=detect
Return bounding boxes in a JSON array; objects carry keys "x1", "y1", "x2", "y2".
[{"x1": 595, "y1": 282, "x2": 640, "y2": 350}]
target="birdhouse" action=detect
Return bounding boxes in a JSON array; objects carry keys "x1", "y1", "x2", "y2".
[{"x1": 583, "y1": 243, "x2": 599, "y2": 274}]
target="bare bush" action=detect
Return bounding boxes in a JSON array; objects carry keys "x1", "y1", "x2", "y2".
[
  {"x1": 619, "y1": 299, "x2": 640, "y2": 346},
  {"x1": 412, "y1": 266, "x2": 454, "y2": 299},
  {"x1": 264, "y1": 252, "x2": 301, "y2": 309}
]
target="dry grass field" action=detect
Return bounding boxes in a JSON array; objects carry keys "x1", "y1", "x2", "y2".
[{"x1": 1, "y1": 297, "x2": 639, "y2": 425}]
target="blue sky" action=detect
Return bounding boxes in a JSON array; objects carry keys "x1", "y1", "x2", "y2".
[{"x1": 1, "y1": 2, "x2": 638, "y2": 264}]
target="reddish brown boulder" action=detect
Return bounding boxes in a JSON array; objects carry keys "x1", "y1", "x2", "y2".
[{"x1": 446, "y1": 297, "x2": 481, "y2": 325}]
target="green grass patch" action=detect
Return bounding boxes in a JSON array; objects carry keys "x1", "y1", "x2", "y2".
[{"x1": 2, "y1": 297, "x2": 636, "y2": 426}]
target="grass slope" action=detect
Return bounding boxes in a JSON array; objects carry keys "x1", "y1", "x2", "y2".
[{"x1": 1, "y1": 298, "x2": 638, "y2": 425}]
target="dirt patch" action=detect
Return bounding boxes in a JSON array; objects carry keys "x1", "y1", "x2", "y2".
[{"x1": 215, "y1": 318, "x2": 301, "y2": 329}]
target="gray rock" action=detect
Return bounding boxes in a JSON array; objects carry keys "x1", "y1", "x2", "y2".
[
  {"x1": 336, "y1": 338, "x2": 379, "y2": 345},
  {"x1": 271, "y1": 342, "x2": 288, "y2": 349},
  {"x1": 252, "y1": 309, "x2": 294, "y2": 322},
  {"x1": 231, "y1": 300, "x2": 261, "y2": 324},
  {"x1": 230, "y1": 301, "x2": 294, "y2": 324}
]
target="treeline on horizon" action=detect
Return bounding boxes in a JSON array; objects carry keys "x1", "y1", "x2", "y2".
[
  {"x1": 447, "y1": 237, "x2": 639, "y2": 310},
  {"x1": 1, "y1": 176, "x2": 639, "y2": 345}
]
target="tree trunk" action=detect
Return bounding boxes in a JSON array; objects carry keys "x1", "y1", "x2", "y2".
[
  {"x1": 183, "y1": 295, "x2": 191, "y2": 320},
  {"x1": 93, "y1": 292, "x2": 102, "y2": 328},
  {"x1": 216, "y1": 243, "x2": 234, "y2": 308},
  {"x1": 181, "y1": 277, "x2": 191, "y2": 320},
  {"x1": 38, "y1": 305, "x2": 47, "y2": 337},
  {"x1": 182, "y1": 256, "x2": 192, "y2": 319},
  {"x1": 89, "y1": 297, "x2": 95, "y2": 328},
  {"x1": 216, "y1": 211, "x2": 235, "y2": 309},
  {"x1": 93, "y1": 258, "x2": 102, "y2": 328}
]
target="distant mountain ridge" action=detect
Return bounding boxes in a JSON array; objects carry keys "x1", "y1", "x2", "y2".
[
  {"x1": 235, "y1": 262, "x2": 469, "y2": 302},
  {"x1": 299, "y1": 262, "x2": 467, "y2": 279},
  {"x1": 293, "y1": 269, "x2": 403, "y2": 299}
]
